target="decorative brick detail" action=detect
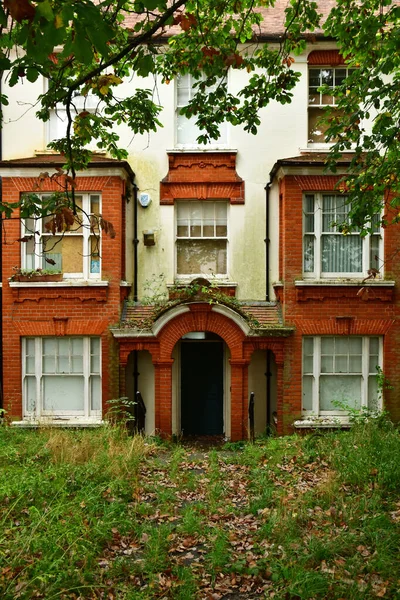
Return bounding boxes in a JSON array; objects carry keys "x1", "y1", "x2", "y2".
[
  {"x1": 8, "y1": 175, "x2": 117, "y2": 193},
  {"x1": 296, "y1": 285, "x2": 394, "y2": 303},
  {"x1": 53, "y1": 317, "x2": 68, "y2": 336},
  {"x1": 10, "y1": 286, "x2": 109, "y2": 303},
  {"x1": 335, "y1": 316, "x2": 353, "y2": 335},
  {"x1": 160, "y1": 152, "x2": 245, "y2": 204},
  {"x1": 294, "y1": 319, "x2": 395, "y2": 336},
  {"x1": 293, "y1": 175, "x2": 345, "y2": 191},
  {"x1": 308, "y1": 50, "x2": 345, "y2": 65}
]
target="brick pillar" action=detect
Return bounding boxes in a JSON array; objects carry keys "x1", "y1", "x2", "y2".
[
  {"x1": 230, "y1": 359, "x2": 249, "y2": 441},
  {"x1": 276, "y1": 360, "x2": 284, "y2": 435},
  {"x1": 119, "y1": 364, "x2": 126, "y2": 399},
  {"x1": 154, "y1": 359, "x2": 174, "y2": 436}
]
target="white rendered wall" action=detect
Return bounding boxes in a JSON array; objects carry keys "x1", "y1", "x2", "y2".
[{"x1": 1, "y1": 43, "x2": 341, "y2": 301}]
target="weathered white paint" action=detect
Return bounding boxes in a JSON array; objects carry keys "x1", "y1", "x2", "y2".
[
  {"x1": 248, "y1": 349, "x2": 278, "y2": 436},
  {"x1": 1, "y1": 45, "x2": 330, "y2": 301},
  {"x1": 126, "y1": 350, "x2": 155, "y2": 435}
]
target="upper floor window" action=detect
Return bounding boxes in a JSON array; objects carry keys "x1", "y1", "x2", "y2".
[
  {"x1": 308, "y1": 66, "x2": 355, "y2": 144},
  {"x1": 303, "y1": 194, "x2": 381, "y2": 279},
  {"x1": 22, "y1": 193, "x2": 101, "y2": 280},
  {"x1": 176, "y1": 201, "x2": 228, "y2": 276},
  {"x1": 176, "y1": 74, "x2": 228, "y2": 147},
  {"x1": 302, "y1": 336, "x2": 381, "y2": 415},
  {"x1": 48, "y1": 92, "x2": 99, "y2": 143}
]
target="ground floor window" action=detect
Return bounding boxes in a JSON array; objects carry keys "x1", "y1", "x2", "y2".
[
  {"x1": 23, "y1": 337, "x2": 101, "y2": 419},
  {"x1": 302, "y1": 336, "x2": 382, "y2": 415}
]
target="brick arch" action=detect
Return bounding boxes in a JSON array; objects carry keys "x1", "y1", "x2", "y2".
[
  {"x1": 156, "y1": 303, "x2": 246, "y2": 360},
  {"x1": 243, "y1": 339, "x2": 285, "y2": 366},
  {"x1": 152, "y1": 303, "x2": 249, "y2": 440}
]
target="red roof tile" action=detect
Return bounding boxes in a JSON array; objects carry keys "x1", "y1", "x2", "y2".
[
  {"x1": 269, "y1": 152, "x2": 358, "y2": 180},
  {"x1": 122, "y1": 301, "x2": 291, "y2": 335},
  {"x1": 122, "y1": 0, "x2": 336, "y2": 39}
]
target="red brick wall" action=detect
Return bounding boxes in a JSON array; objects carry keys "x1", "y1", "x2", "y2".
[
  {"x1": 279, "y1": 174, "x2": 400, "y2": 430},
  {"x1": 2, "y1": 174, "x2": 128, "y2": 419}
]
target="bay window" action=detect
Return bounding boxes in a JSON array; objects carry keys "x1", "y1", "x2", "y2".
[
  {"x1": 302, "y1": 336, "x2": 381, "y2": 415},
  {"x1": 23, "y1": 337, "x2": 101, "y2": 420},
  {"x1": 176, "y1": 201, "x2": 228, "y2": 276},
  {"x1": 303, "y1": 193, "x2": 381, "y2": 278},
  {"x1": 22, "y1": 193, "x2": 101, "y2": 279}
]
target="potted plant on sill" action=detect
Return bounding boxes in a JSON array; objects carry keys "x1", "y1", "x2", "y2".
[{"x1": 10, "y1": 267, "x2": 63, "y2": 282}]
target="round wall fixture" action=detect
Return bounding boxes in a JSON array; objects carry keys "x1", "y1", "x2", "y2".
[{"x1": 139, "y1": 193, "x2": 151, "y2": 208}]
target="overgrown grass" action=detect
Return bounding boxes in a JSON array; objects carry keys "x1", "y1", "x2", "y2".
[{"x1": 1, "y1": 420, "x2": 400, "y2": 599}]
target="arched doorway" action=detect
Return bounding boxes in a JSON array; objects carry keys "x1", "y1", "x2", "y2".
[{"x1": 180, "y1": 331, "x2": 224, "y2": 436}]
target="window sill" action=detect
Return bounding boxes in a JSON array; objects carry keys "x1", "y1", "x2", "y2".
[
  {"x1": 9, "y1": 279, "x2": 110, "y2": 288},
  {"x1": 167, "y1": 147, "x2": 237, "y2": 153},
  {"x1": 300, "y1": 145, "x2": 336, "y2": 153},
  {"x1": 294, "y1": 417, "x2": 352, "y2": 429},
  {"x1": 12, "y1": 418, "x2": 104, "y2": 428},
  {"x1": 295, "y1": 279, "x2": 395, "y2": 287},
  {"x1": 172, "y1": 279, "x2": 237, "y2": 286},
  {"x1": 295, "y1": 280, "x2": 395, "y2": 302},
  {"x1": 170, "y1": 280, "x2": 238, "y2": 299}
]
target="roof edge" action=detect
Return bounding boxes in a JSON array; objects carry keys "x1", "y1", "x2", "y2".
[
  {"x1": 269, "y1": 154, "x2": 354, "y2": 182},
  {"x1": 0, "y1": 155, "x2": 135, "y2": 180}
]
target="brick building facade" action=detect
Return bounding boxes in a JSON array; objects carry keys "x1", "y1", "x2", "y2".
[{"x1": 1, "y1": 42, "x2": 399, "y2": 439}]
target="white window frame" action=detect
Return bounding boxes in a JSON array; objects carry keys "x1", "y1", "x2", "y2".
[
  {"x1": 303, "y1": 193, "x2": 382, "y2": 279},
  {"x1": 302, "y1": 336, "x2": 383, "y2": 417},
  {"x1": 175, "y1": 73, "x2": 229, "y2": 148},
  {"x1": 308, "y1": 65, "x2": 355, "y2": 147},
  {"x1": 48, "y1": 90, "x2": 100, "y2": 144},
  {"x1": 22, "y1": 337, "x2": 102, "y2": 420},
  {"x1": 175, "y1": 200, "x2": 229, "y2": 279},
  {"x1": 22, "y1": 193, "x2": 102, "y2": 280}
]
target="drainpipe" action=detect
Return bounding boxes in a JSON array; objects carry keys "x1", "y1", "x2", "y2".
[
  {"x1": 131, "y1": 180, "x2": 140, "y2": 427},
  {"x1": 266, "y1": 350, "x2": 271, "y2": 431},
  {"x1": 132, "y1": 181, "x2": 139, "y2": 302},
  {"x1": 264, "y1": 177, "x2": 273, "y2": 431},
  {"x1": 0, "y1": 177, "x2": 2, "y2": 413},
  {"x1": 264, "y1": 177, "x2": 272, "y2": 432},
  {"x1": 0, "y1": 74, "x2": 3, "y2": 411},
  {"x1": 264, "y1": 178, "x2": 272, "y2": 302}
]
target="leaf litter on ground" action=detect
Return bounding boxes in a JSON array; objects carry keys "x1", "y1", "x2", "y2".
[{"x1": 1, "y1": 423, "x2": 400, "y2": 599}]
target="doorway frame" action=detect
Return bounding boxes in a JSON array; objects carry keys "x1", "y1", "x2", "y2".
[{"x1": 172, "y1": 335, "x2": 231, "y2": 438}]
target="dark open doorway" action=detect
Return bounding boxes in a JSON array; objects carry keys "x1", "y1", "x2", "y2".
[{"x1": 180, "y1": 333, "x2": 224, "y2": 436}]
